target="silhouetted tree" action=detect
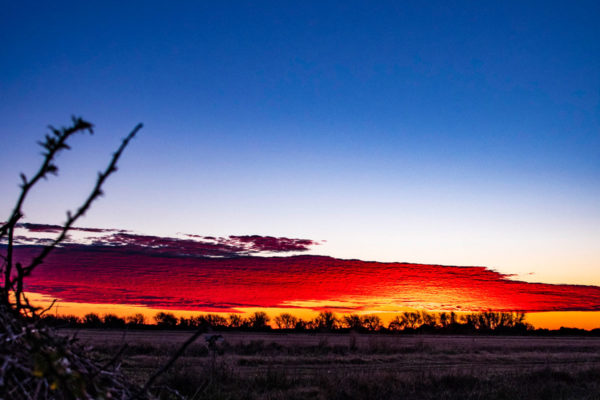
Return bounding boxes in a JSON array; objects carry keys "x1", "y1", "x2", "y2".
[
  {"x1": 83, "y1": 313, "x2": 102, "y2": 328},
  {"x1": 178, "y1": 316, "x2": 192, "y2": 329},
  {"x1": 196, "y1": 314, "x2": 227, "y2": 329},
  {"x1": 274, "y1": 312, "x2": 298, "y2": 329},
  {"x1": 314, "y1": 311, "x2": 338, "y2": 331},
  {"x1": 60, "y1": 315, "x2": 81, "y2": 326},
  {"x1": 303, "y1": 318, "x2": 318, "y2": 330},
  {"x1": 362, "y1": 314, "x2": 382, "y2": 331},
  {"x1": 248, "y1": 311, "x2": 270, "y2": 330},
  {"x1": 126, "y1": 313, "x2": 146, "y2": 326},
  {"x1": 388, "y1": 315, "x2": 405, "y2": 331},
  {"x1": 401, "y1": 311, "x2": 423, "y2": 330},
  {"x1": 35, "y1": 309, "x2": 542, "y2": 335},
  {"x1": 438, "y1": 312, "x2": 450, "y2": 328},
  {"x1": 187, "y1": 315, "x2": 207, "y2": 329},
  {"x1": 294, "y1": 318, "x2": 310, "y2": 331},
  {"x1": 450, "y1": 311, "x2": 458, "y2": 325},
  {"x1": 420, "y1": 311, "x2": 437, "y2": 328},
  {"x1": 343, "y1": 314, "x2": 364, "y2": 330},
  {"x1": 40, "y1": 314, "x2": 80, "y2": 327},
  {"x1": 103, "y1": 314, "x2": 126, "y2": 328},
  {"x1": 228, "y1": 313, "x2": 244, "y2": 328},
  {"x1": 154, "y1": 312, "x2": 178, "y2": 328}
]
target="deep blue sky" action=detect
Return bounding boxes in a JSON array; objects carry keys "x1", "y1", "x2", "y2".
[{"x1": 1, "y1": 1, "x2": 599, "y2": 284}]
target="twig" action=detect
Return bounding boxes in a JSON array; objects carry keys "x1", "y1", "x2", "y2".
[
  {"x1": 38, "y1": 299, "x2": 57, "y2": 316},
  {"x1": 21, "y1": 123, "x2": 142, "y2": 279},
  {"x1": 12, "y1": 123, "x2": 143, "y2": 313},
  {"x1": 0, "y1": 118, "x2": 94, "y2": 239},
  {"x1": 100, "y1": 343, "x2": 128, "y2": 372},
  {"x1": 1, "y1": 117, "x2": 93, "y2": 306}
]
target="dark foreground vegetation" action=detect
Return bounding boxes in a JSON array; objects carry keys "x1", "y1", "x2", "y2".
[
  {"x1": 41, "y1": 310, "x2": 600, "y2": 336},
  {"x1": 63, "y1": 330, "x2": 600, "y2": 399}
]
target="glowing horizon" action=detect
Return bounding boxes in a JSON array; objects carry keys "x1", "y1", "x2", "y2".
[
  {"x1": 6, "y1": 223, "x2": 600, "y2": 330},
  {"x1": 24, "y1": 292, "x2": 600, "y2": 331}
]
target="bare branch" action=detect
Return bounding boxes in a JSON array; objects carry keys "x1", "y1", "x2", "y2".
[
  {"x1": 0, "y1": 117, "x2": 93, "y2": 240},
  {"x1": 38, "y1": 299, "x2": 57, "y2": 316},
  {"x1": 135, "y1": 329, "x2": 204, "y2": 398},
  {"x1": 16, "y1": 123, "x2": 143, "y2": 291},
  {"x1": 1, "y1": 117, "x2": 93, "y2": 306},
  {"x1": 0, "y1": 119, "x2": 142, "y2": 317}
]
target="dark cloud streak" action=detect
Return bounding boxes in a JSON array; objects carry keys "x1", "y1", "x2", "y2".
[{"x1": 8, "y1": 223, "x2": 320, "y2": 258}]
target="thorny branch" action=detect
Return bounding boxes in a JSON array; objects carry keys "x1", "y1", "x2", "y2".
[
  {"x1": 0, "y1": 118, "x2": 142, "y2": 316},
  {"x1": 1, "y1": 117, "x2": 93, "y2": 306},
  {"x1": 13, "y1": 123, "x2": 143, "y2": 313}
]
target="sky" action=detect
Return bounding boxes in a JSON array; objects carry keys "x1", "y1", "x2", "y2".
[{"x1": 1, "y1": 2, "x2": 599, "y2": 325}]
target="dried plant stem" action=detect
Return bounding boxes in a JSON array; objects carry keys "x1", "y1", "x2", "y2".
[
  {"x1": 136, "y1": 329, "x2": 205, "y2": 398},
  {"x1": 14, "y1": 123, "x2": 143, "y2": 309}
]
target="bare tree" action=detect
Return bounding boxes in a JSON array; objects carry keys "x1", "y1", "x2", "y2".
[
  {"x1": 343, "y1": 314, "x2": 363, "y2": 330},
  {"x1": 388, "y1": 315, "x2": 405, "y2": 331},
  {"x1": 361, "y1": 314, "x2": 382, "y2": 331},
  {"x1": 127, "y1": 313, "x2": 146, "y2": 326},
  {"x1": 438, "y1": 312, "x2": 450, "y2": 328},
  {"x1": 400, "y1": 311, "x2": 423, "y2": 330},
  {"x1": 227, "y1": 313, "x2": 244, "y2": 328},
  {"x1": 84, "y1": 312, "x2": 103, "y2": 328},
  {"x1": 274, "y1": 312, "x2": 298, "y2": 329},
  {"x1": 248, "y1": 311, "x2": 270, "y2": 329},
  {"x1": 420, "y1": 310, "x2": 437, "y2": 328},
  {"x1": 314, "y1": 311, "x2": 338, "y2": 331},
  {"x1": 154, "y1": 311, "x2": 178, "y2": 328},
  {"x1": 205, "y1": 314, "x2": 228, "y2": 328}
]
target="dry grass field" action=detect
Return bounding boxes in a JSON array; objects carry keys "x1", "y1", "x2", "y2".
[{"x1": 57, "y1": 329, "x2": 600, "y2": 399}]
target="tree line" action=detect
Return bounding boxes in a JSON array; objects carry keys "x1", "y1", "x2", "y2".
[{"x1": 37, "y1": 309, "x2": 599, "y2": 335}]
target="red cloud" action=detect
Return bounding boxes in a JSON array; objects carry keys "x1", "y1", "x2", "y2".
[
  {"x1": 6, "y1": 224, "x2": 599, "y2": 313},
  {"x1": 8, "y1": 244, "x2": 600, "y2": 314}
]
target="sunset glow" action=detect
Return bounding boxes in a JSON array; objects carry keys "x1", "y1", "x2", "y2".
[
  {"x1": 7, "y1": 224, "x2": 600, "y2": 330},
  {"x1": 23, "y1": 293, "x2": 600, "y2": 331}
]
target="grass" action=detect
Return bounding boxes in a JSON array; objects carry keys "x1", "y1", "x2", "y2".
[{"x1": 63, "y1": 330, "x2": 600, "y2": 399}]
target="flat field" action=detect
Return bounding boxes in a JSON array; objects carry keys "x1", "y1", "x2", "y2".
[{"x1": 61, "y1": 330, "x2": 600, "y2": 399}]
